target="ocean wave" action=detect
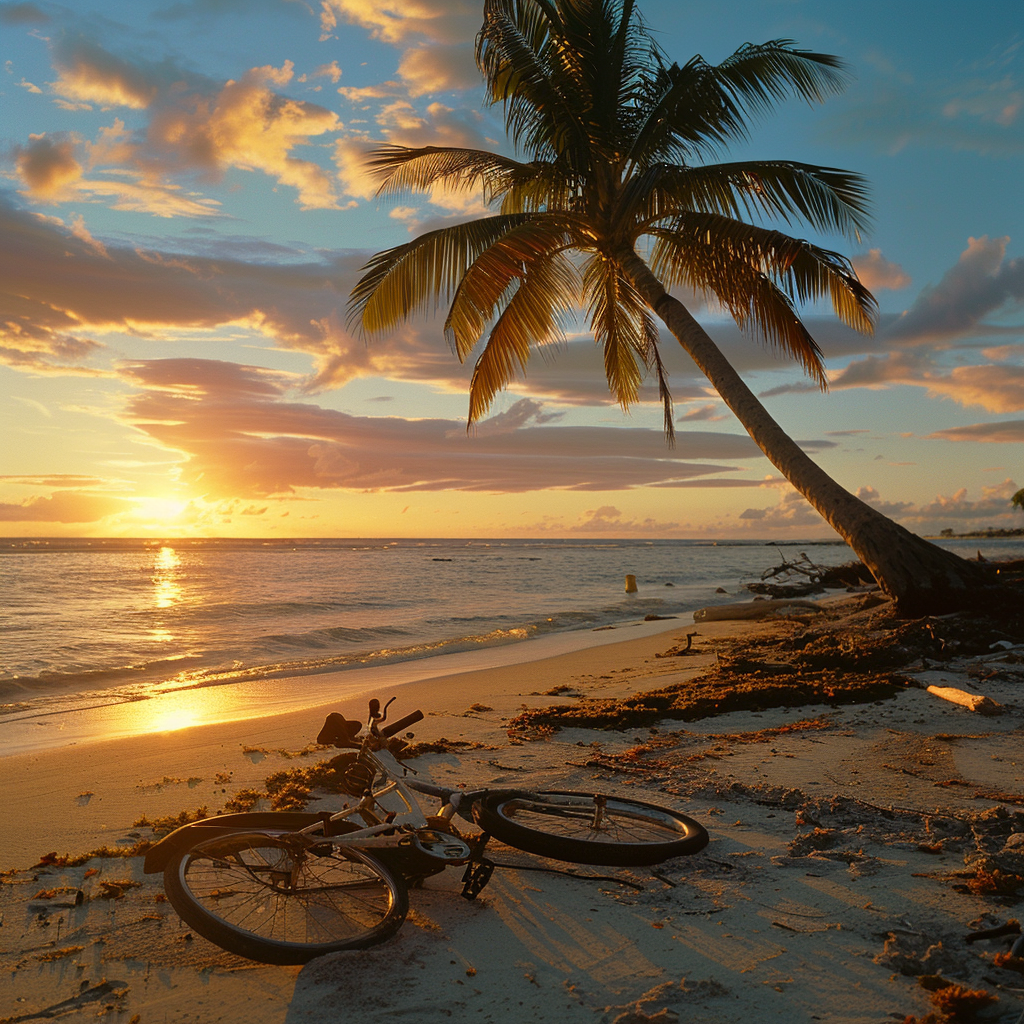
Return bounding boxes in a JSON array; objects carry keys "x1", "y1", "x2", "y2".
[{"x1": 0, "y1": 600, "x2": 683, "y2": 708}]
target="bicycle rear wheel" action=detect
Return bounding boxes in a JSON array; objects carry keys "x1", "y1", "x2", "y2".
[
  {"x1": 164, "y1": 831, "x2": 408, "y2": 965},
  {"x1": 472, "y1": 790, "x2": 708, "y2": 866}
]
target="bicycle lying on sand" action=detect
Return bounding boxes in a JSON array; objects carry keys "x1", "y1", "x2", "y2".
[{"x1": 143, "y1": 698, "x2": 709, "y2": 965}]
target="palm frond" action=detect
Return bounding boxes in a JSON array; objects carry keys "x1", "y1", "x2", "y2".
[
  {"x1": 717, "y1": 40, "x2": 850, "y2": 114},
  {"x1": 650, "y1": 212, "x2": 875, "y2": 333},
  {"x1": 444, "y1": 217, "x2": 574, "y2": 359},
  {"x1": 467, "y1": 248, "x2": 579, "y2": 422},
  {"x1": 583, "y1": 253, "x2": 669, "y2": 413},
  {"x1": 366, "y1": 145, "x2": 534, "y2": 203},
  {"x1": 477, "y1": 0, "x2": 591, "y2": 162},
  {"x1": 628, "y1": 41, "x2": 851, "y2": 169},
  {"x1": 649, "y1": 214, "x2": 877, "y2": 382},
  {"x1": 622, "y1": 161, "x2": 870, "y2": 240},
  {"x1": 347, "y1": 215, "x2": 532, "y2": 336}
]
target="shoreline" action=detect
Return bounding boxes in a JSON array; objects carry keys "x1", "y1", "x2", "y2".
[
  {"x1": 1, "y1": 595, "x2": 1022, "y2": 1023},
  {"x1": 0, "y1": 612, "x2": 697, "y2": 759},
  {"x1": 0, "y1": 612, "x2": 755, "y2": 869}
]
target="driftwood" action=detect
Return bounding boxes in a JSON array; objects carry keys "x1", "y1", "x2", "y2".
[
  {"x1": 694, "y1": 599, "x2": 824, "y2": 622},
  {"x1": 746, "y1": 548, "x2": 875, "y2": 597},
  {"x1": 915, "y1": 683, "x2": 1004, "y2": 716}
]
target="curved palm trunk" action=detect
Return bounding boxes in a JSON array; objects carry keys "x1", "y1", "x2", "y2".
[{"x1": 616, "y1": 248, "x2": 988, "y2": 616}]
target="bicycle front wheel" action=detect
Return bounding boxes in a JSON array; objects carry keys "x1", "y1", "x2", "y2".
[
  {"x1": 164, "y1": 832, "x2": 408, "y2": 965},
  {"x1": 472, "y1": 791, "x2": 708, "y2": 866}
]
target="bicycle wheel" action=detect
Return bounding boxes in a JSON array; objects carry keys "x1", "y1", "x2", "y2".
[
  {"x1": 163, "y1": 831, "x2": 408, "y2": 965},
  {"x1": 472, "y1": 790, "x2": 708, "y2": 866}
]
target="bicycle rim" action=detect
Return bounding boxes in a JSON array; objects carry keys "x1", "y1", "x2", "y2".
[
  {"x1": 472, "y1": 790, "x2": 708, "y2": 866},
  {"x1": 165, "y1": 832, "x2": 408, "y2": 964}
]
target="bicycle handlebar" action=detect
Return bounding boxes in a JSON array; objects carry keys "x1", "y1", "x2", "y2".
[{"x1": 379, "y1": 709, "x2": 424, "y2": 738}]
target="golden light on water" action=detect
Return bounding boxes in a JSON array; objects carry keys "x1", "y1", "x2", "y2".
[
  {"x1": 152, "y1": 546, "x2": 182, "y2": 609},
  {"x1": 143, "y1": 705, "x2": 200, "y2": 733}
]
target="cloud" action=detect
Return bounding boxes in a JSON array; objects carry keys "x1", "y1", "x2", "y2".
[
  {"x1": 830, "y1": 352, "x2": 1024, "y2": 413},
  {"x1": 650, "y1": 475, "x2": 788, "y2": 490},
  {"x1": 739, "y1": 476, "x2": 1023, "y2": 536},
  {"x1": 737, "y1": 489, "x2": 828, "y2": 529},
  {"x1": 51, "y1": 37, "x2": 159, "y2": 109},
  {"x1": 148, "y1": 61, "x2": 343, "y2": 210},
  {"x1": 851, "y1": 249, "x2": 911, "y2": 291},
  {"x1": 319, "y1": 0, "x2": 479, "y2": 47},
  {"x1": 677, "y1": 403, "x2": 724, "y2": 423},
  {"x1": 14, "y1": 135, "x2": 83, "y2": 198},
  {"x1": 567, "y1": 505, "x2": 679, "y2": 533},
  {"x1": 0, "y1": 2, "x2": 49, "y2": 25},
  {"x1": 0, "y1": 474, "x2": 106, "y2": 486},
  {"x1": 398, "y1": 44, "x2": 480, "y2": 97},
  {"x1": 926, "y1": 420, "x2": 1024, "y2": 443},
  {"x1": 908, "y1": 478, "x2": 1021, "y2": 527},
  {"x1": 0, "y1": 490, "x2": 134, "y2": 522},
  {"x1": 854, "y1": 485, "x2": 914, "y2": 519},
  {"x1": 886, "y1": 236, "x2": 1024, "y2": 344},
  {"x1": 114, "y1": 357, "x2": 770, "y2": 497},
  {"x1": 14, "y1": 136, "x2": 224, "y2": 216},
  {"x1": 15, "y1": 38, "x2": 344, "y2": 213},
  {"x1": 313, "y1": 60, "x2": 342, "y2": 84}
]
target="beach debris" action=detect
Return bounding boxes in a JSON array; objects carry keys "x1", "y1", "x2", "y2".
[
  {"x1": 920, "y1": 684, "x2": 1004, "y2": 716},
  {"x1": 693, "y1": 598, "x2": 823, "y2": 621},
  {"x1": 625, "y1": 574, "x2": 638, "y2": 594},
  {"x1": 913, "y1": 982, "x2": 998, "y2": 1023},
  {"x1": 655, "y1": 632, "x2": 699, "y2": 657},
  {"x1": 746, "y1": 550, "x2": 875, "y2": 598},
  {"x1": 874, "y1": 930, "x2": 963, "y2": 977},
  {"x1": 97, "y1": 879, "x2": 141, "y2": 900},
  {"x1": 964, "y1": 921, "x2": 1020, "y2": 944}
]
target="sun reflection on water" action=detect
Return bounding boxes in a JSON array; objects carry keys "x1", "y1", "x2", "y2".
[{"x1": 152, "y1": 546, "x2": 182, "y2": 610}]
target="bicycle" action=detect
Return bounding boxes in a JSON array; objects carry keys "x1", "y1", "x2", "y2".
[{"x1": 143, "y1": 698, "x2": 709, "y2": 965}]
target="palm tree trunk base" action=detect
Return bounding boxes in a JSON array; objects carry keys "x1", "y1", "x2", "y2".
[{"x1": 849, "y1": 525, "x2": 994, "y2": 618}]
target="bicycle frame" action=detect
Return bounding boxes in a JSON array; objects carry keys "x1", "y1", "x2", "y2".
[{"x1": 282, "y1": 739, "x2": 494, "y2": 868}]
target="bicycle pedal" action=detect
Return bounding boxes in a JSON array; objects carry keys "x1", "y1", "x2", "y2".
[{"x1": 460, "y1": 859, "x2": 494, "y2": 901}]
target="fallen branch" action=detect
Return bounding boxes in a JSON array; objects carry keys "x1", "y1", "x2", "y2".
[
  {"x1": 694, "y1": 599, "x2": 823, "y2": 622},
  {"x1": 917, "y1": 683, "x2": 1004, "y2": 716}
]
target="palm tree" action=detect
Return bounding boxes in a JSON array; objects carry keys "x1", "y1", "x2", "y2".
[{"x1": 348, "y1": 0, "x2": 987, "y2": 615}]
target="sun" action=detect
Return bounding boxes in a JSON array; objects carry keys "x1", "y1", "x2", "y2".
[{"x1": 130, "y1": 495, "x2": 191, "y2": 533}]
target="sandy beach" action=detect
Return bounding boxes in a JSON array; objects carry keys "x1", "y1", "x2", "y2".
[{"x1": 2, "y1": 596, "x2": 1023, "y2": 1024}]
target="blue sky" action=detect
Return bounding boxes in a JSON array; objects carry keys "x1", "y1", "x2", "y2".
[{"x1": 0, "y1": 0, "x2": 1021, "y2": 538}]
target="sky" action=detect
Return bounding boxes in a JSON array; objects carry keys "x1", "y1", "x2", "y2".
[{"x1": 0, "y1": 0, "x2": 1021, "y2": 540}]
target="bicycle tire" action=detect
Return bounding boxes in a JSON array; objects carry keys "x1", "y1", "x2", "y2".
[
  {"x1": 163, "y1": 831, "x2": 408, "y2": 965},
  {"x1": 471, "y1": 790, "x2": 708, "y2": 866}
]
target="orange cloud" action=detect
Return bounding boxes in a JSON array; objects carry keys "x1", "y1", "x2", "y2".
[
  {"x1": 147, "y1": 61, "x2": 342, "y2": 210},
  {"x1": 851, "y1": 249, "x2": 911, "y2": 291},
  {"x1": 398, "y1": 44, "x2": 479, "y2": 97},
  {"x1": 319, "y1": 0, "x2": 478, "y2": 47},
  {"x1": 15, "y1": 135, "x2": 83, "y2": 198},
  {"x1": 14, "y1": 39, "x2": 345, "y2": 214},
  {"x1": 568, "y1": 506, "x2": 680, "y2": 533},
  {"x1": 830, "y1": 352, "x2": 1024, "y2": 412},
  {"x1": 51, "y1": 38, "x2": 159, "y2": 109},
  {"x1": 115, "y1": 358, "x2": 760, "y2": 497},
  {"x1": 0, "y1": 490, "x2": 134, "y2": 522},
  {"x1": 888, "y1": 236, "x2": 1024, "y2": 343},
  {"x1": 927, "y1": 420, "x2": 1024, "y2": 443}
]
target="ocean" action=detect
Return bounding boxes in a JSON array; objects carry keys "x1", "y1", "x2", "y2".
[{"x1": 2, "y1": 536, "x2": 1022, "y2": 753}]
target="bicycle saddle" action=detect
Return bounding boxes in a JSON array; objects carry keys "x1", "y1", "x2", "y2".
[{"x1": 317, "y1": 712, "x2": 362, "y2": 748}]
